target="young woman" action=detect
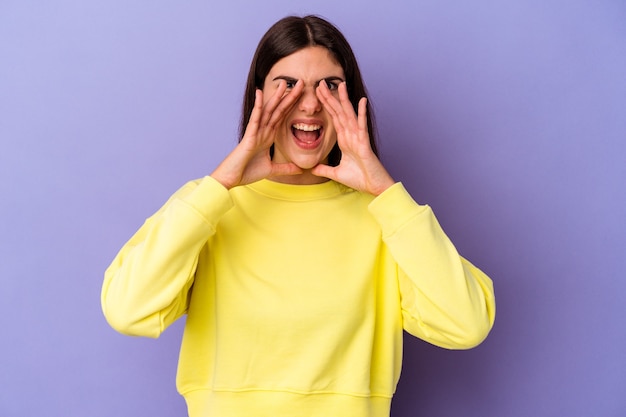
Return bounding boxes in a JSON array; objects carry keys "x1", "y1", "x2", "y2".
[{"x1": 102, "y1": 15, "x2": 495, "y2": 417}]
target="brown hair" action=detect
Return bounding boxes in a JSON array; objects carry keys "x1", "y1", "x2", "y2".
[{"x1": 239, "y1": 15, "x2": 378, "y2": 166}]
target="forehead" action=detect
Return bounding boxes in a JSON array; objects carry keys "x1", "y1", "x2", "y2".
[{"x1": 266, "y1": 46, "x2": 345, "y2": 80}]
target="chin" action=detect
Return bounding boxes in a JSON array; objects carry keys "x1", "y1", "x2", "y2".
[{"x1": 292, "y1": 158, "x2": 324, "y2": 170}]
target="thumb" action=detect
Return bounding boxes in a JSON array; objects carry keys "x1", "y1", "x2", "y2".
[
  {"x1": 311, "y1": 164, "x2": 337, "y2": 181},
  {"x1": 270, "y1": 162, "x2": 304, "y2": 177}
]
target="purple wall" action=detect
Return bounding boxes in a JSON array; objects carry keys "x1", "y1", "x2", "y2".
[{"x1": 1, "y1": 1, "x2": 624, "y2": 416}]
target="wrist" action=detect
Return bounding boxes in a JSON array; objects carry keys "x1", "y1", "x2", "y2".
[
  {"x1": 368, "y1": 168, "x2": 395, "y2": 196},
  {"x1": 370, "y1": 178, "x2": 395, "y2": 196},
  {"x1": 209, "y1": 169, "x2": 236, "y2": 190}
]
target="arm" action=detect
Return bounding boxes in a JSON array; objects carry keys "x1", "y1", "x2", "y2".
[
  {"x1": 369, "y1": 184, "x2": 495, "y2": 349},
  {"x1": 312, "y1": 81, "x2": 394, "y2": 196},
  {"x1": 211, "y1": 80, "x2": 305, "y2": 190},
  {"x1": 101, "y1": 176, "x2": 233, "y2": 337},
  {"x1": 102, "y1": 81, "x2": 305, "y2": 337},
  {"x1": 315, "y1": 82, "x2": 494, "y2": 348}
]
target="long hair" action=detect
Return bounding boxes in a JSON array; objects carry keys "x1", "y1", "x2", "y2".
[{"x1": 239, "y1": 15, "x2": 378, "y2": 166}]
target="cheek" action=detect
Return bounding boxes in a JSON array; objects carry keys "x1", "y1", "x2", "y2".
[{"x1": 324, "y1": 118, "x2": 337, "y2": 138}]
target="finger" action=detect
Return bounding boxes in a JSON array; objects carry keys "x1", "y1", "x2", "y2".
[
  {"x1": 263, "y1": 79, "x2": 304, "y2": 128},
  {"x1": 258, "y1": 80, "x2": 288, "y2": 127},
  {"x1": 338, "y1": 82, "x2": 357, "y2": 118},
  {"x1": 242, "y1": 89, "x2": 264, "y2": 138},
  {"x1": 357, "y1": 97, "x2": 368, "y2": 133},
  {"x1": 317, "y1": 81, "x2": 349, "y2": 137},
  {"x1": 316, "y1": 80, "x2": 343, "y2": 118},
  {"x1": 320, "y1": 81, "x2": 357, "y2": 119},
  {"x1": 267, "y1": 79, "x2": 304, "y2": 126},
  {"x1": 318, "y1": 81, "x2": 359, "y2": 142},
  {"x1": 269, "y1": 162, "x2": 304, "y2": 177}
]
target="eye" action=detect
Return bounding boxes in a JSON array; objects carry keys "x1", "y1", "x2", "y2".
[
  {"x1": 283, "y1": 78, "x2": 298, "y2": 89},
  {"x1": 325, "y1": 79, "x2": 340, "y2": 91}
]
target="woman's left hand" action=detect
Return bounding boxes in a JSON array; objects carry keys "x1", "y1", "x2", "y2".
[{"x1": 312, "y1": 81, "x2": 395, "y2": 196}]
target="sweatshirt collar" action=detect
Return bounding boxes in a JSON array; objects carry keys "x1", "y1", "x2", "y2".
[{"x1": 246, "y1": 179, "x2": 346, "y2": 201}]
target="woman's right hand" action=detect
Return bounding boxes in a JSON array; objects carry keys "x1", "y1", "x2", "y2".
[{"x1": 210, "y1": 80, "x2": 304, "y2": 189}]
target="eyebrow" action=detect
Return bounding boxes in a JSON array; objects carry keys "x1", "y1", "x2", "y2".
[{"x1": 272, "y1": 75, "x2": 345, "y2": 86}]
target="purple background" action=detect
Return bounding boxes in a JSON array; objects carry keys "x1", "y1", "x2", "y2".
[{"x1": 1, "y1": 1, "x2": 625, "y2": 416}]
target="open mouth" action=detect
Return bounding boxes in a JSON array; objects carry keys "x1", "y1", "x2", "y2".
[{"x1": 291, "y1": 123, "x2": 322, "y2": 147}]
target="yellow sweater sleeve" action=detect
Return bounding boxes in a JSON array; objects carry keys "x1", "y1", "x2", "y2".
[
  {"x1": 101, "y1": 176, "x2": 233, "y2": 338},
  {"x1": 368, "y1": 183, "x2": 496, "y2": 349}
]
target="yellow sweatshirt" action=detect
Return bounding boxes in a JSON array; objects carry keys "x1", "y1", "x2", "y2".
[{"x1": 102, "y1": 176, "x2": 495, "y2": 417}]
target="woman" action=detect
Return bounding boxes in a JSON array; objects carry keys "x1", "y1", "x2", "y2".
[{"x1": 102, "y1": 15, "x2": 495, "y2": 417}]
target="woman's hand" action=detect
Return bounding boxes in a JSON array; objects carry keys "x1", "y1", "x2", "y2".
[
  {"x1": 312, "y1": 81, "x2": 395, "y2": 196},
  {"x1": 210, "y1": 80, "x2": 305, "y2": 189}
]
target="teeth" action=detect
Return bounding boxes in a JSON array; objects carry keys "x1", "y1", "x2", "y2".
[{"x1": 292, "y1": 123, "x2": 321, "y2": 131}]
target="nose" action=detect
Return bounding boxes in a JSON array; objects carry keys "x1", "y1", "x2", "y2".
[{"x1": 298, "y1": 86, "x2": 321, "y2": 114}]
